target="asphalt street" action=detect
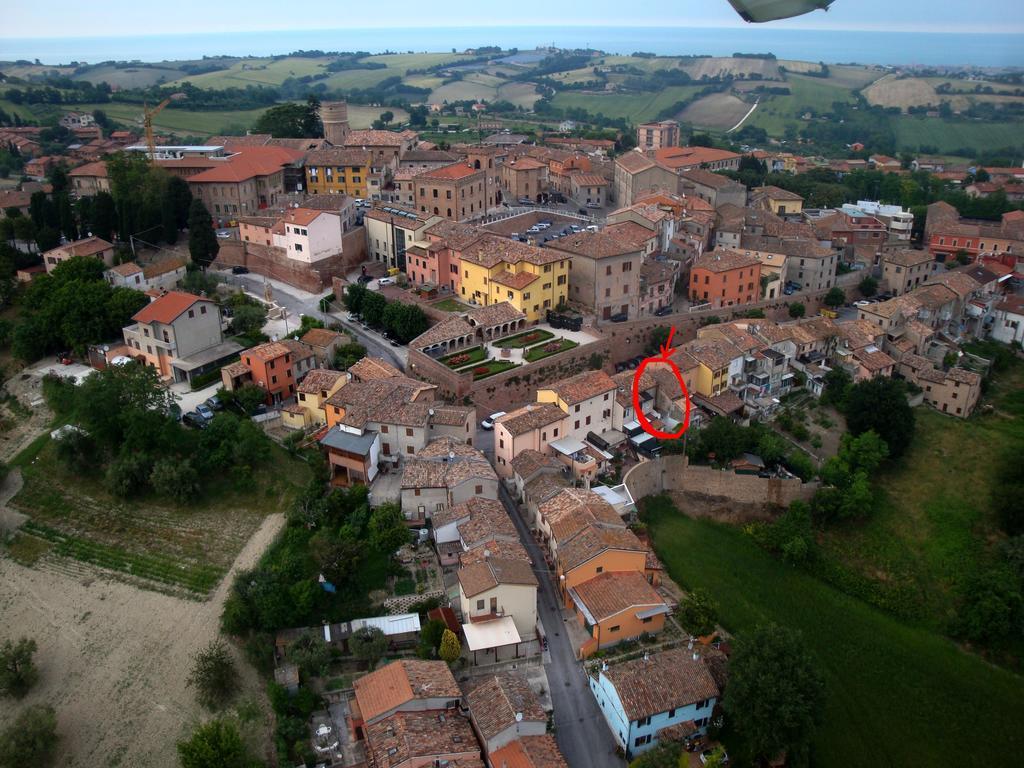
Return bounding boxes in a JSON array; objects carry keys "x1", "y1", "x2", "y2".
[{"x1": 498, "y1": 484, "x2": 623, "y2": 768}]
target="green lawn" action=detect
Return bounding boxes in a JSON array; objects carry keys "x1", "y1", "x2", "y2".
[
  {"x1": 893, "y1": 115, "x2": 1024, "y2": 153},
  {"x1": 440, "y1": 345, "x2": 487, "y2": 369},
  {"x1": 746, "y1": 74, "x2": 858, "y2": 136},
  {"x1": 62, "y1": 102, "x2": 270, "y2": 136},
  {"x1": 524, "y1": 338, "x2": 578, "y2": 362},
  {"x1": 550, "y1": 85, "x2": 703, "y2": 123},
  {"x1": 471, "y1": 360, "x2": 519, "y2": 380},
  {"x1": 818, "y1": 359, "x2": 1024, "y2": 636},
  {"x1": 431, "y1": 298, "x2": 471, "y2": 312},
  {"x1": 9, "y1": 438, "x2": 311, "y2": 596},
  {"x1": 493, "y1": 329, "x2": 555, "y2": 348},
  {"x1": 644, "y1": 496, "x2": 1024, "y2": 768}
]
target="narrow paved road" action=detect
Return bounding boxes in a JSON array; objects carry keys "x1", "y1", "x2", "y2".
[
  {"x1": 219, "y1": 271, "x2": 406, "y2": 369},
  {"x1": 498, "y1": 485, "x2": 623, "y2": 768}
]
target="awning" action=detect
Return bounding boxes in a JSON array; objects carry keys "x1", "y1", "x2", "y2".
[
  {"x1": 549, "y1": 437, "x2": 588, "y2": 456},
  {"x1": 636, "y1": 605, "x2": 671, "y2": 620},
  {"x1": 462, "y1": 616, "x2": 521, "y2": 651}
]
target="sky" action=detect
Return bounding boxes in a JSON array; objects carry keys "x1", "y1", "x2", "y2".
[{"x1": 5, "y1": 0, "x2": 1024, "y2": 37}]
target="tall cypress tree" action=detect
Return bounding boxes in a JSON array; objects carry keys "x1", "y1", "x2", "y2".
[{"x1": 187, "y1": 199, "x2": 219, "y2": 268}]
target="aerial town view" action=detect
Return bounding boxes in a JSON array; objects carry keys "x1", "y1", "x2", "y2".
[{"x1": 1, "y1": 0, "x2": 1023, "y2": 767}]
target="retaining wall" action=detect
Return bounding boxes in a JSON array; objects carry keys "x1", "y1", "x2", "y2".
[
  {"x1": 624, "y1": 453, "x2": 816, "y2": 509},
  {"x1": 214, "y1": 233, "x2": 364, "y2": 293}
]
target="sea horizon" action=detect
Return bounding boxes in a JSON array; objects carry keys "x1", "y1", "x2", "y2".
[{"x1": 2, "y1": 26, "x2": 1023, "y2": 69}]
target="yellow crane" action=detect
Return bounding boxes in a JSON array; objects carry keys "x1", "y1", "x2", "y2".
[{"x1": 143, "y1": 93, "x2": 186, "y2": 161}]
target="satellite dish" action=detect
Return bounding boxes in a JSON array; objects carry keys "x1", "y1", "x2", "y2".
[{"x1": 515, "y1": 712, "x2": 523, "y2": 722}]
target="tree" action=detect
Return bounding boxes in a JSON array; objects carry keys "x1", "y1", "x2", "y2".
[
  {"x1": 230, "y1": 304, "x2": 267, "y2": 336},
  {"x1": 723, "y1": 623, "x2": 824, "y2": 765},
  {"x1": 56, "y1": 193, "x2": 77, "y2": 241},
  {"x1": 12, "y1": 216, "x2": 35, "y2": 248},
  {"x1": 253, "y1": 97, "x2": 321, "y2": 138},
  {"x1": 844, "y1": 377, "x2": 915, "y2": 459},
  {"x1": 344, "y1": 282, "x2": 368, "y2": 314},
  {"x1": 788, "y1": 302, "x2": 805, "y2": 319},
  {"x1": 819, "y1": 367, "x2": 852, "y2": 409},
  {"x1": 286, "y1": 631, "x2": 331, "y2": 677},
  {"x1": 627, "y1": 741, "x2": 681, "y2": 768},
  {"x1": 333, "y1": 342, "x2": 367, "y2": 370},
  {"x1": 35, "y1": 225, "x2": 60, "y2": 252},
  {"x1": 161, "y1": 194, "x2": 178, "y2": 244},
  {"x1": 369, "y1": 502, "x2": 410, "y2": 554},
  {"x1": 229, "y1": 384, "x2": 269, "y2": 415},
  {"x1": 438, "y1": 629, "x2": 461, "y2": 664},
  {"x1": 361, "y1": 291, "x2": 387, "y2": 328},
  {"x1": 417, "y1": 618, "x2": 447, "y2": 659},
  {"x1": 167, "y1": 175, "x2": 193, "y2": 229},
  {"x1": 350, "y1": 626, "x2": 388, "y2": 669},
  {"x1": 150, "y1": 456, "x2": 200, "y2": 503},
  {"x1": 0, "y1": 637, "x2": 38, "y2": 698},
  {"x1": 823, "y1": 287, "x2": 845, "y2": 308},
  {"x1": 858, "y1": 276, "x2": 878, "y2": 297},
  {"x1": 677, "y1": 588, "x2": 718, "y2": 636},
  {"x1": 646, "y1": 325, "x2": 672, "y2": 355},
  {"x1": 90, "y1": 190, "x2": 117, "y2": 241},
  {"x1": 756, "y1": 431, "x2": 787, "y2": 466},
  {"x1": 0, "y1": 704, "x2": 58, "y2": 768},
  {"x1": 955, "y1": 567, "x2": 1022, "y2": 644},
  {"x1": 177, "y1": 718, "x2": 261, "y2": 768},
  {"x1": 188, "y1": 199, "x2": 219, "y2": 267},
  {"x1": 187, "y1": 639, "x2": 239, "y2": 710},
  {"x1": 379, "y1": 110, "x2": 394, "y2": 125}
]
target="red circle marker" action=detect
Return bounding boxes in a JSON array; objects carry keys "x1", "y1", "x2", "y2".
[{"x1": 631, "y1": 327, "x2": 691, "y2": 440}]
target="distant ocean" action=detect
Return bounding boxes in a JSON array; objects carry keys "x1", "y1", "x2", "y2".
[{"x1": 2, "y1": 26, "x2": 1023, "y2": 68}]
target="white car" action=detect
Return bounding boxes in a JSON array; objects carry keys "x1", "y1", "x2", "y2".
[
  {"x1": 480, "y1": 411, "x2": 506, "y2": 430},
  {"x1": 854, "y1": 300, "x2": 872, "y2": 307},
  {"x1": 377, "y1": 277, "x2": 396, "y2": 286}
]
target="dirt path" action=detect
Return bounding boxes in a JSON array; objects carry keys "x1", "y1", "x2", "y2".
[
  {"x1": 0, "y1": 512, "x2": 285, "y2": 768},
  {"x1": 726, "y1": 95, "x2": 760, "y2": 133},
  {"x1": 0, "y1": 468, "x2": 26, "y2": 533}
]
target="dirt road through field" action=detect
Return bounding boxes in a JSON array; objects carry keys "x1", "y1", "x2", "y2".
[{"x1": 0, "y1": 512, "x2": 285, "y2": 768}]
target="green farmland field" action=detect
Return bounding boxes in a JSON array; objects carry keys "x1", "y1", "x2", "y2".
[
  {"x1": 550, "y1": 85, "x2": 703, "y2": 123},
  {"x1": 644, "y1": 496, "x2": 1023, "y2": 768},
  {"x1": 893, "y1": 116, "x2": 1024, "y2": 153}
]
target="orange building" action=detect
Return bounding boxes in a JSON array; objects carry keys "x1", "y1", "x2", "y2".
[
  {"x1": 568, "y1": 571, "x2": 668, "y2": 655},
  {"x1": 222, "y1": 341, "x2": 295, "y2": 404},
  {"x1": 689, "y1": 249, "x2": 762, "y2": 308}
]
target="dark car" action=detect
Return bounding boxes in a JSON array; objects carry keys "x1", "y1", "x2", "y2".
[
  {"x1": 357, "y1": 274, "x2": 373, "y2": 285},
  {"x1": 205, "y1": 395, "x2": 223, "y2": 412},
  {"x1": 166, "y1": 403, "x2": 182, "y2": 422},
  {"x1": 609, "y1": 312, "x2": 628, "y2": 323},
  {"x1": 231, "y1": 265, "x2": 249, "y2": 275},
  {"x1": 654, "y1": 305, "x2": 673, "y2": 316},
  {"x1": 182, "y1": 411, "x2": 207, "y2": 429}
]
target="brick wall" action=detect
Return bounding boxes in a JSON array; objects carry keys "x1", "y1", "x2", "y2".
[
  {"x1": 214, "y1": 234, "x2": 365, "y2": 294},
  {"x1": 624, "y1": 454, "x2": 816, "y2": 509},
  {"x1": 406, "y1": 338, "x2": 612, "y2": 415}
]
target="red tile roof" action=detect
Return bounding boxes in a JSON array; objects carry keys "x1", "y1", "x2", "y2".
[
  {"x1": 417, "y1": 162, "x2": 482, "y2": 181},
  {"x1": 187, "y1": 147, "x2": 303, "y2": 184},
  {"x1": 131, "y1": 291, "x2": 205, "y2": 325}
]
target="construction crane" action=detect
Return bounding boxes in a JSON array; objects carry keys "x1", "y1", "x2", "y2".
[{"x1": 143, "y1": 92, "x2": 186, "y2": 161}]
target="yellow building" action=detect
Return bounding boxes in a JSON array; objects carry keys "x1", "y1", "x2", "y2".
[
  {"x1": 303, "y1": 148, "x2": 373, "y2": 198},
  {"x1": 751, "y1": 185, "x2": 804, "y2": 216},
  {"x1": 282, "y1": 369, "x2": 347, "y2": 430},
  {"x1": 459, "y1": 235, "x2": 569, "y2": 322},
  {"x1": 677, "y1": 338, "x2": 739, "y2": 397}
]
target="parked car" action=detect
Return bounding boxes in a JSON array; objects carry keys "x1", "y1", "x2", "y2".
[
  {"x1": 654, "y1": 305, "x2": 673, "y2": 316},
  {"x1": 609, "y1": 312, "x2": 628, "y2": 323},
  {"x1": 167, "y1": 403, "x2": 182, "y2": 422},
  {"x1": 357, "y1": 274, "x2": 373, "y2": 284},
  {"x1": 195, "y1": 403, "x2": 215, "y2": 421},
  {"x1": 377, "y1": 277, "x2": 396, "y2": 286},
  {"x1": 389, "y1": 338, "x2": 401, "y2": 347},
  {"x1": 481, "y1": 411, "x2": 507, "y2": 430},
  {"x1": 182, "y1": 411, "x2": 207, "y2": 429},
  {"x1": 216, "y1": 230, "x2": 233, "y2": 239},
  {"x1": 205, "y1": 396, "x2": 223, "y2": 412},
  {"x1": 231, "y1": 265, "x2": 249, "y2": 275},
  {"x1": 586, "y1": 202, "x2": 601, "y2": 209},
  {"x1": 854, "y1": 300, "x2": 872, "y2": 307}
]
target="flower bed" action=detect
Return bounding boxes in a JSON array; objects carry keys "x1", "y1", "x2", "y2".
[
  {"x1": 440, "y1": 345, "x2": 486, "y2": 369},
  {"x1": 493, "y1": 329, "x2": 556, "y2": 348},
  {"x1": 472, "y1": 360, "x2": 520, "y2": 380},
  {"x1": 524, "y1": 338, "x2": 579, "y2": 362}
]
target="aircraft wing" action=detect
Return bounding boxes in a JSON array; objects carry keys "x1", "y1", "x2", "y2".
[{"x1": 727, "y1": 0, "x2": 835, "y2": 23}]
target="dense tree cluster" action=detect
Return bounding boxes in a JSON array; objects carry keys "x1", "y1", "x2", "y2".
[{"x1": 344, "y1": 283, "x2": 429, "y2": 344}]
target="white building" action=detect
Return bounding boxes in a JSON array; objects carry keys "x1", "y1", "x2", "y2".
[
  {"x1": 842, "y1": 200, "x2": 914, "y2": 242},
  {"x1": 990, "y1": 295, "x2": 1024, "y2": 346},
  {"x1": 273, "y1": 208, "x2": 344, "y2": 263}
]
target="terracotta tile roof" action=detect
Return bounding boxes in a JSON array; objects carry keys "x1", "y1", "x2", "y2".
[
  {"x1": 304, "y1": 147, "x2": 372, "y2": 167},
  {"x1": 426, "y1": 406, "x2": 475, "y2": 428},
  {"x1": 460, "y1": 538, "x2": 532, "y2": 566},
  {"x1": 569, "y1": 570, "x2": 665, "y2": 622},
  {"x1": 693, "y1": 249, "x2": 761, "y2": 273},
  {"x1": 45, "y1": 236, "x2": 113, "y2": 259},
  {"x1": 344, "y1": 129, "x2": 413, "y2": 147},
  {"x1": 523, "y1": 472, "x2": 570, "y2": 507},
  {"x1": 601, "y1": 647, "x2": 719, "y2": 722},
  {"x1": 466, "y1": 673, "x2": 546, "y2": 742},
  {"x1": 926, "y1": 271, "x2": 979, "y2": 299},
  {"x1": 281, "y1": 207, "x2": 331, "y2": 227},
  {"x1": 465, "y1": 302, "x2": 526, "y2": 328},
  {"x1": 187, "y1": 146, "x2": 303, "y2": 184},
  {"x1": 655, "y1": 146, "x2": 741, "y2": 170},
  {"x1": 401, "y1": 451, "x2": 496, "y2": 491},
  {"x1": 410, "y1": 316, "x2": 475, "y2": 350},
  {"x1": 280, "y1": 339, "x2": 311, "y2": 362},
  {"x1": 752, "y1": 185, "x2": 803, "y2": 202},
  {"x1": 853, "y1": 345, "x2": 895, "y2": 372},
  {"x1": 604, "y1": 221, "x2": 656, "y2": 249},
  {"x1": 463, "y1": 235, "x2": 563, "y2": 268},
  {"x1": 488, "y1": 736, "x2": 568, "y2": 768},
  {"x1": 510, "y1": 449, "x2": 560, "y2": 480},
  {"x1": 458, "y1": 555, "x2": 537, "y2": 597},
  {"x1": 570, "y1": 173, "x2": 608, "y2": 187},
  {"x1": 364, "y1": 207, "x2": 430, "y2": 227},
  {"x1": 492, "y1": 270, "x2": 539, "y2": 290},
  {"x1": 457, "y1": 503, "x2": 518, "y2": 547},
  {"x1": 883, "y1": 249, "x2": 933, "y2": 268},
  {"x1": 682, "y1": 338, "x2": 740, "y2": 371},
  {"x1": 557, "y1": 524, "x2": 645, "y2": 573},
  {"x1": 364, "y1": 710, "x2": 481, "y2": 768},
  {"x1": 142, "y1": 257, "x2": 187, "y2": 279},
  {"x1": 541, "y1": 370, "x2": 615, "y2": 406},
  {"x1": 506, "y1": 156, "x2": 547, "y2": 171},
  {"x1": 615, "y1": 151, "x2": 656, "y2": 173},
  {"x1": 300, "y1": 327, "x2": 344, "y2": 348},
  {"x1": 131, "y1": 290, "x2": 206, "y2": 325},
  {"x1": 297, "y1": 368, "x2": 345, "y2": 394},
  {"x1": 425, "y1": 219, "x2": 485, "y2": 250},
  {"x1": 495, "y1": 403, "x2": 566, "y2": 437},
  {"x1": 548, "y1": 231, "x2": 639, "y2": 259},
  {"x1": 68, "y1": 160, "x2": 108, "y2": 177},
  {"x1": 354, "y1": 659, "x2": 461, "y2": 723},
  {"x1": 244, "y1": 341, "x2": 291, "y2": 362},
  {"x1": 417, "y1": 162, "x2": 482, "y2": 181},
  {"x1": 109, "y1": 261, "x2": 143, "y2": 277},
  {"x1": 348, "y1": 356, "x2": 403, "y2": 381},
  {"x1": 946, "y1": 367, "x2": 982, "y2": 385},
  {"x1": 222, "y1": 361, "x2": 250, "y2": 378},
  {"x1": 679, "y1": 167, "x2": 741, "y2": 190}
]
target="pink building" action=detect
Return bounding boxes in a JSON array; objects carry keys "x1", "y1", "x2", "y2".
[{"x1": 405, "y1": 240, "x2": 461, "y2": 292}]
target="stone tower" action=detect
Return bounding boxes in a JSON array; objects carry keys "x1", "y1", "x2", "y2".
[{"x1": 320, "y1": 101, "x2": 350, "y2": 146}]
